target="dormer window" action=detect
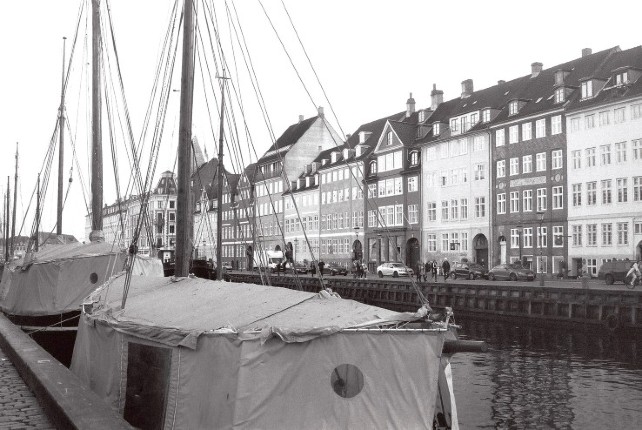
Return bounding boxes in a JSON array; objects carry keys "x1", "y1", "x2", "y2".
[
  {"x1": 508, "y1": 100, "x2": 519, "y2": 115},
  {"x1": 470, "y1": 112, "x2": 478, "y2": 125},
  {"x1": 460, "y1": 117, "x2": 469, "y2": 133},
  {"x1": 581, "y1": 81, "x2": 593, "y2": 99},
  {"x1": 369, "y1": 160, "x2": 377, "y2": 175},
  {"x1": 386, "y1": 131, "x2": 393, "y2": 145},
  {"x1": 482, "y1": 109, "x2": 491, "y2": 123},
  {"x1": 418, "y1": 110, "x2": 425, "y2": 123},
  {"x1": 331, "y1": 152, "x2": 338, "y2": 163},
  {"x1": 433, "y1": 123, "x2": 441, "y2": 136},
  {"x1": 449, "y1": 118, "x2": 458, "y2": 132},
  {"x1": 554, "y1": 70, "x2": 569, "y2": 86},
  {"x1": 409, "y1": 151, "x2": 419, "y2": 166},
  {"x1": 615, "y1": 71, "x2": 629, "y2": 86},
  {"x1": 554, "y1": 87, "x2": 565, "y2": 104}
]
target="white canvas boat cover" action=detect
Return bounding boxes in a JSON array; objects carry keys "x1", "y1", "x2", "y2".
[
  {"x1": 0, "y1": 242, "x2": 163, "y2": 316},
  {"x1": 72, "y1": 276, "x2": 454, "y2": 429}
]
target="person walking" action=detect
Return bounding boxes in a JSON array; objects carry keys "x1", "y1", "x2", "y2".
[
  {"x1": 431, "y1": 260, "x2": 438, "y2": 282},
  {"x1": 424, "y1": 261, "x2": 430, "y2": 282},
  {"x1": 626, "y1": 260, "x2": 641, "y2": 287},
  {"x1": 416, "y1": 262, "x2": 422, "y2": 282},
  {"x1": 442, "y1": 258, "x2": 450, "y2": 281}
]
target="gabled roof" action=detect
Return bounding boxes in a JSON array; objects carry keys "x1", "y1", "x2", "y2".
[{"x1": 257, "y1": 116, "x2": 319, "y2": 165}]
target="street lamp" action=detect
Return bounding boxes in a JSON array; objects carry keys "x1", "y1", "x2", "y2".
[{"x1": 536, "y1": 211, "x2": 545, "y2": 286}]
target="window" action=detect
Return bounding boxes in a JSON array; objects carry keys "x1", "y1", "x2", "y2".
[
  {"x1": 482, "y1": 109, "x2": 491, "y2": 123},
  {"x1": 509, "y1": 125, "x2": 519, "y2": 144},
  {"x1": 585, "y1": 114, "x2": 595, "y2": 128},
  {"x1": 427, "y1": 202, "x2": 437, "y2": 221},
  {"x1": 600, "y1": 144, "x2": 611, "y2": 165},
  {"x1": 615, "y1": 71, "x2": 629, "y2": 86},
  {"x1": 536, "y1": 152, "x2": 547, "y2": 171},
  {"x1": 474, "y1": 163, "x2": 486, "y2": 180},
  {"x1": 442, "y1": 234, "x2": 450, "y2": 252},
  {"x1": 470, "y1": 113, "x2": 478, "y2": 125},
  {"x1": 523, "y1": 228, "x2": 533, "y2": 248},
  {"x1": 460, "y1": 199, "x2": 468, "y2": 220},
  {"x1": 461, "y1": 117, "x2": 469, "y2": 133},
  {"x1": 570, "y1": 118, "x2": 580, "y2": 132},
  {"x1": 602, "y1": 223, "x2": 612, "y2": 245},
  {"x1": 522, "y1": 155, "x2": 533, "y2": 174},
  {"x1": 510, "y1": 158, "x2": 519, "y2": 176},
  {"x1": 522, "y1": 122, "x2": 532, "y2": 140},
  {"x1": 599, "y1": 111, "x2": 610, "y2": 126},
  {"x1": 497, "y1": 160, "x2": 505, "y2": 178},
  {"x1": 586, "y1": 258, "x2": 598, "y2": 277},
  {"x1": 496, "y1": 129, "x2": 505, "y2": 146},
  {"x1": 367, "y1": 184, "x2": 376, "y2": 198},
  {"x1": 587, "y1": 224, "x2": 597, "y2": 246},
  {"x1": 601, "y1": 179, "x2": 612, "y2": 204},
  {"x1": 450, "y1": 118, "x2": 458, "y2": 133},
  {"x1": 554, "y1": 87, "x2": 566, "y2": 103},
  {"x1": 450, "y1": 199, "x2": 459, "y2": 220},
  {"x1": 612, "y1": 142, "x2": 627, "y2": 163},
  {"x1": 553, "y1": 226, "x2": 564, "y2": 247},
  {"x1": 461, "y1": 232, "x2": 468, "y2": 252},
  {"x1": 632, "y1": 104, "x2": 642, "y2": 120},
  {"x1": 635, "y1": 177, "x2": 642, "y2": 201},
  {"x1": 587, "y1": 181, "x2": 597, "y2": 205},
  {"x1": 497, "y1": 193, "x2": 506, "y2": 214},
  {"x1": 407, "y1": 176, "x2": 418, "y2": 192},
  {"x1": 537, "y1": 226, "x2": 548, "y2": 248},
  {"x1": 433, "y1": 123, "x2": 441, "y2": 135},
  {"x1": 572, "y1": 150, "x2": 581, "y2": 169},
  {"x1": 552, "y1": 186, "x2": 563, "y2": 209},
  {"x1": 408, "y1": 204, "x2": 418, "y2": 224},
  {"x1": 550, "y1": 150, "x2": 563, "y2": 170},
  {"x1": 551, "y1": 115, "x2": 562, "y2": 135},
  {"x1": 572, "y1": 225, "x2": 582, "y2": 246},
  {"x1": 536, "y1": 119, "x2": 546, "y2": 138},
  {"x1": 617, "y1": 178, "x2": 628, "y2": 202},
  {"x1": 386, "y1": 131, "x2": 393, "y2": 145},
  {"x1": 510, "y1": 191, "x2": 519, "y2": 213},
  {"x1": 427, "y1": 234, "x2": 436, "y2": 251},
  {"x1": 572, "y1": 184, "x2": 582, "y2": 206},
  {"x1": 633, "y1": 139, "x2": 642, "y2": 160},
  {"x1": 614, "y1": 107, "x2": 626, "y2": 124},
  {"x1": 510, "y1": 229, "x2": 520, "y2": 248},
  {"x1": 637, "y1": 223, "x2": 642, "y2": 235},
  {"x1": 536, "y1": 188, "x2": 547, "y2": 211},
  {"x1": 473, "y1": 135, "x2": 485, "y2": 151},
  {"x1": 509, "y1": 100, "x2": 519, "y2": 115},
  {"x1": 586, "y1": 147, "x2": 596, "y2": 167},
  {"x1": 440, "y1": 170, "x2": 448, "y2": 187},
  {"x1": 475, "y1": 197, "x2": 486, "y2": 217},
  {"x1": 581, "y1": 81, "x2": 593, "y2": 98},
  {"x1": 410, "y1": 151, "x2": 419, "y2": 166},
  {"x1": 441, "y1": 200, "x2": 449, "y2": 221},
  {"x1": 523, "y1": 189, "x2": 533, "y2": 212},
  {"x1": 617, "y1": 222, "x2": 629, "y2": 245},
  {"x1": 369, "y1": 160, "x2": 377, "y2": 175}
]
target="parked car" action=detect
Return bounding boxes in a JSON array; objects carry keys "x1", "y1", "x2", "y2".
[
  {"x1": 451, "y1": 262, "x2": 488, "y2": 280},
  {"x1": 598, "y1": 259, "x2": 635, "y2": 285},
  {"x1": 285, "y1": 262, "x2": 309, "y2": 274},
  {"x1": 488, "y1": 263, "x2": 535, "y2": 281},
  {"x1": 322, "y1": 263, "x2": 348, "y2": 276},
  {"x1": 376, "y1": 262, "x2": 414, "y2": 278}
]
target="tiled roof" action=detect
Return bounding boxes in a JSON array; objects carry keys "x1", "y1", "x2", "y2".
[
  {"x1": 257, "y1": 116, "x2": 319, "y2": 164},
  {"x1": 388, "y1": 120, "x2": 418, "y2": 146}
]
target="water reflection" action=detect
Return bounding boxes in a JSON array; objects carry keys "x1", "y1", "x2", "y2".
[{"x1": 452, "y1": 317, "x2": 642, "y2": 429}]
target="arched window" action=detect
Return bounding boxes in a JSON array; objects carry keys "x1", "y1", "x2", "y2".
[
  {"x1": 409, "y1": 151, "x2": 419, "y2": 166},
  {"x1": 369, "y1": 160, "x2": 377, "y2": 175}
]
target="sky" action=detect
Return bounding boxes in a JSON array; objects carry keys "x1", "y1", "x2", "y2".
[{"x1": 0, "y1": 0, "x2": 641, "y2": 243}]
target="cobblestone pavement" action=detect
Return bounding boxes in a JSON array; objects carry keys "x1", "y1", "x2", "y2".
[{"x1": 0, "y1": 346, "x2": 54, "y2": 429}]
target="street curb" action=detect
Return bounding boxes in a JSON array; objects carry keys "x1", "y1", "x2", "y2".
[{"x1": 0, "y1": 313, "x2": 133, "y2": 430}]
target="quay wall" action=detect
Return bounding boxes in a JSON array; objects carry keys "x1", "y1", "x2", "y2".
[{"x1": 228, "y1": 273, "x2": 642, "y2": 332}]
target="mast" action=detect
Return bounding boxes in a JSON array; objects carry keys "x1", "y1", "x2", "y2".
[
  {"x1": 89, "y1": 0, "x2": 104, "y2": 242},
  {"x1": 35, "y1": 174, "x2": 40, "y2": 252},
  {"x1": 174, "y1": 0, "x2": 195, "y2": 277},
  {"x1": 57, "y1": 37, "x2": 67, "y2": 236},
  {"x1": 10, "y1": 143, "x2": 18, "y2": 258},
  {"x1": 216, "y1": 71, "x2": 228, "y2": 280},
  {"x1": 3, "y1": 179, "x2": 8, "y2": 262}
]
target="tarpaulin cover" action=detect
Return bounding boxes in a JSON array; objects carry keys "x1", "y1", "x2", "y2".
[
  {"x1": 0, "y1": 242, "x2": 163, "y2": 316},
  {"x1": 72, "y1": 276, "x2": 451, "y2": 429}
]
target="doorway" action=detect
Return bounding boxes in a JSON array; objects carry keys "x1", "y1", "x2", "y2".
[{"x1": 473, "y1": 234, "x2": 488, "y2": 268}]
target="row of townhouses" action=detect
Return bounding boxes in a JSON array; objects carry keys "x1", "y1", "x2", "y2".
[{"x1": 93, "y1": 45, "x2": 642, "y2": 278}]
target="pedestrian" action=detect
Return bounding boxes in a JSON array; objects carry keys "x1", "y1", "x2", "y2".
[
  {"x1": 416, "y1": 262, "x2": 422, "y2": 282},
  {"x1": 359, "y1": 260, "x2": 365, "y2": 278},
  {"x1": 626, "y1": 261, "x2": 641, "y2": 287},
  {"x1": 318, "y1": 260, "x2": 325, "y2": 275},
  {"x1": 442, "y1": 258, "x2": 450, "y2": 281},
  {"x1": 431, "y1": 260, "x2": 438, "y2": 282},
  {"x1": 424, "y1": 261, "x2": 430, "y2": 282}
]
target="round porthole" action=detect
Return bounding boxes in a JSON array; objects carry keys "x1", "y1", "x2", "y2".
[
  {"x1": 330, "y1": 364, "x2": 364, "y2": 398},
  {"x1": 89, "y1": 272, "x2": 98, "y2": 284}
]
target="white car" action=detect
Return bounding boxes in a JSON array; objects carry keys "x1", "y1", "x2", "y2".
[{"x1": 376, "y1": 262, "x2": 414, "y2": 278}]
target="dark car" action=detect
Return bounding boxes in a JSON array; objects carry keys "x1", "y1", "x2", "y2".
[
  {"x1": 285, "y1": 262, "x2": 309, "y2": 274},
  {"x1": 322, "y1": 263, "x2": 348, "y2": 276},
  {"x1": 488, "y1": 263, "x2": 535, "y2": 281},
  {"x1": 598, "y1": 260, "x2": 635, "y2": 285},
  {"x1": 450, "y1": 262, "x2": 488, "y2": 280}
]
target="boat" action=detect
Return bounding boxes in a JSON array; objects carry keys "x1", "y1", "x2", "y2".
[{"x1": 70, "y1": 1, "x2": 477, "y2": 428}]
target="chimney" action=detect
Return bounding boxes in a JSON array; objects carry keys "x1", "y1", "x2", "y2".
[
  {"x1": 406, "y1": 92, "x2": 416, "y2": 117},
  {"x1": 461, "y1": 79, "x2": 473, "y2": 99},
  {"x1": 498, "y1": 80, "x2": 506, "y2": 85},
  {"x1": 430, "y1": 83, "x2": 444, "y2": 110},
  {"x1": 317, "y1": 106, "x2": 324, "y2": 118},
  {"x1": 582, "y1": 48, "x2": 592, "y2": 57},
  {"x1": 531, "y1": 62, "x2": 543, "y2": 78},
  {"x1": 346, "y1": 133, "x2": 351, "y2": 140},
  {"x1": 298, "y1": 114, "x2": 304, "y2": 123}
]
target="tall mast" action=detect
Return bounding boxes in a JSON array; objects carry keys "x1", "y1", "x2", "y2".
[
  {"x1": 10, "y1": 143, "x2": 18, "y2": 257},
  {"x1": 174, "y1": 0, "x2": 195, "y2": 277},
  {"x1": 35, "y1": 174, "x2": 40, "y2": 252},
  {"x1": 3, "y1": 179, "x2": 8, "y2": 261},
  {"x1": 89, "y1": 0, "x2": 103, "y2": 242},
  {"x1": 216, "y1": 71, "x2": 228, "y2": 280},
  {"x1": 57, "y1": 37, "x2": 67, "y2": 236}
]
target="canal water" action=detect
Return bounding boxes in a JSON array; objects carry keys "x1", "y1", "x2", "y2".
[{"x1": 451, "y1": 317, "x2": 642, "y2": 429}]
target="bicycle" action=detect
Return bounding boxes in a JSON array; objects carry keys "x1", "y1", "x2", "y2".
[{"x1": 627, "y1": 273, "x2": 641, "y2": 289}]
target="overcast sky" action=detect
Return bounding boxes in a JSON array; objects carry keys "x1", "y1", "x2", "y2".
[{"x1": 1, "y1": 0, "x2": 640, "y2": 243}]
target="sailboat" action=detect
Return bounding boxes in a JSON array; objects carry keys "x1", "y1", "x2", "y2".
[{"x1": 0, "y1": 1, "x2": 163, "y2": 367}]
